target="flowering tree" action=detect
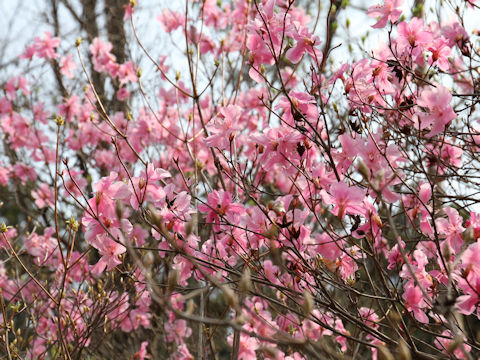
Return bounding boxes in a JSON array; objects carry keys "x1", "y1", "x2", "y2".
[{"x1": 1, "y1": 0, "x2": 480, "y2": 358}]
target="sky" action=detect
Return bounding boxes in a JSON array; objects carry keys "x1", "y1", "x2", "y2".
[{"x1": 1, "y1": 0, "x2": 478, "y2": 76}]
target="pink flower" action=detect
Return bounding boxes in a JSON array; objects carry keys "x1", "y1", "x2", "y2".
[
  {"x1": 435, "y1": 207, "x2": 465, "y2": 253},
  {"x1": 403, "y1": 283, "x2": 429, "y2": 323},
  {"x1": 435, "y1": 331, "x2": 471, "y2": 359},
  {"x1": 387, "y1": 239, "x2": 406, "y2": 270},
  {"x1": 457, "y1": 276, "x2": 480, "y2": 318},
  {"x1": 17, "y1": 76, "x2": 30, "y2": 95},
  {"x1": 32, "y1": 183, "x2": 54, "y2": 209},
  {"x1": 58, "y1": 95, "x2": 80, "y2": 122},
  {"x1": 157, "y1": 9, "x2": 185, "y2": 32},
  {"x1": 441, "y1": 21, "x2": 469, "y2": 50},
  {"x1": 251, "y1": 127, "x2": 304, "y2": 172},
  {"x1": 33, "y1": 32, "x2": 60, "y2": 59},
  {"x1": 20, "y1": 44, "x2": 36, "y2": 60},
  {"x1": 461, "y1": 240, "x2": 480, "y2": 277},
  {"x1": 89, "y1": 172, "x2": 131, "y2": 214},
  {"x1": 238, "y1": 335, "x2": 259, "y2": 360},
  {"x1": 133, "y1": 341, "x2": 149, "y2": 360},
  {"x1": 286, "y1": 25, "x2": 322, "y2": 63},
  {"x1": 5, "y1": 78, "x2": 17, "y2": 101},
  {"x1": 198, "y1": 190, "x2": 245, "y2": 231},
  {"x1": 25, "y1": 228, "x2": 58, "y2": 265},
  {"x1": 13, "y1": 163, "x2": 37, "y2": 185},
  {"x1": 60, "y1": 54, "x2": 77, "y2": 78},
  {"x1": 130, "y1": 163, "x2": 171, "y2": 209},
  {"x1": 338, "y1": 246, "x2": 364, "y2": 281},
  {"x1": 321, "y1": 182, "x2": 366, "y2": 219},
  {"x1": 0, "y1": 165, "x2": 9, "y2": 186},
  {"x1": 416, "y1": 84, "x2": 456, "y2": 137},
  {"x1": 263, "y1": 260, "x2": 281, "y2": 285},
  {"x1": 314, "y1": 233, "x2": 342, "y2": 262},
  {"x1": 205, "y1": 105, "x2": 244, "y2": 150},
  {"x1": 427, "y1": 37, "x2": 451, "y2": 71},
  {"x1": 91, "y1": 238, "x2": 126, "y2": 276},
  {"x1": 117, "y1": 87, "x2": 131, "y2": 101},
  {"x1": 368, "y1": 0, "x2": 404, "y2": 29},
  {"x1": 117, "y1": 61, "x2": 138, "y2": 85},
  {"x1": 90, "y1": 38, "x2": 116, "y2": 73},
  {"x1": 128, "y1": 308, "x2": 151, "y2": 330},
  {"x1": 359, "y1": 307, "x2": 379, "y2": 331},
  {"x1": 276, "y1": 91, "x2": 319, "y2": 126},
  {"x1": 397, "y1": 18, "x2": 432, "y2": 52},
  {"x1": 164, "y1": 319, "x2": 192, "y2": 343}
]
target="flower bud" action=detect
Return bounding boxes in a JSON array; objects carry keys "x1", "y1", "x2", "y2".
[
  {"x1": 143, "y1": 251, "x2": 154, "y2": 268},
  {"x1": 239, "y1": 268, "x2": 252, "y2": 293},
  {"x1": 0, "y1": 223, "x2": 11, "y2": 233},
  {"x1": 55, "y1": 115, "x2": 65, "y2": 126},
  {"x1": 302, "y1": 290, "x2": 314, "y2": 315},
  {"x1": 186, "y1": 299, "x2": 195, "y2": 315},
  {"x1": 221, "y1": 285, "x2": 238, "y2": 309},
  {"x1": 377, "y1": 346, "x2": 394, "y2": 360},
  {"x1": 463, "y1": 226, "x2": 474, "y2": 244},
  {"x1": 397, "y1": 339, "x2": 411, "y2": 360},
  {"x1": 167, "y1": 269, "x2": 179, "y2": 293},
  {"x1": 357, "y1": 158, "x2": 369, "y2": 179}
]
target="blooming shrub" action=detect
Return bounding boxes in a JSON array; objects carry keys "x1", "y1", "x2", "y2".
[{"x1": 1, "y1": 0, "x2": 480, "y2": 358}]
